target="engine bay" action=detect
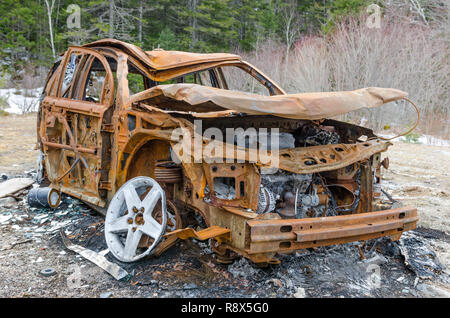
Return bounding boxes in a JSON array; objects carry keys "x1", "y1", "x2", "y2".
[{"x1": 197, "y1": 116, "x2": 385, "y2": 219}]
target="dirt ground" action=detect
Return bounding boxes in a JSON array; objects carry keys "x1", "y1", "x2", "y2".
[
  {"x1": 0, "y1": 114, "x2": 38, "y2": 175},
  {"x1": 0, "y1": 114, "x2": 449, "y2": 298}
]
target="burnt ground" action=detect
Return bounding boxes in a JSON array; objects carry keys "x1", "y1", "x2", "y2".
[
  {"x1": 0, "y1": 114, "x2": 449, "y2": 298},
  {"x1": 0, "y1": 193, "x2": 448, "y2": 298}
]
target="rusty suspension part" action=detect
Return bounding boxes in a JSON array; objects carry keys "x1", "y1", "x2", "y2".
[{"x1": 154, "y1": 161, "x2": 182, "y2": 184}]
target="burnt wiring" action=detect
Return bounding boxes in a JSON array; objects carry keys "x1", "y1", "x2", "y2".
[
  {"x1": 316, "y1": 170, "x2": 361, "y2": 215},
  {"x1": 297, "y1": 124, "x2": 340, "y2": 147}
]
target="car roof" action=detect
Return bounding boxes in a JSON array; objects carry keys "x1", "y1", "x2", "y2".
[{"x1": 83, "y1": 38, "x2": 241, "y2": 71}]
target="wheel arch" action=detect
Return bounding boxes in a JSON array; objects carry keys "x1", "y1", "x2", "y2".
[{"x1": 118, "y1": 136, "x2": 172, "y2": 188}]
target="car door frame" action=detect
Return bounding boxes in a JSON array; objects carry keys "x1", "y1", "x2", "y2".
[{"x1": 39, "y1": 46, "x2": 115, "y2": 207}]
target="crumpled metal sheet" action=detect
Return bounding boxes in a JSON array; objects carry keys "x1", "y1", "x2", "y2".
[
  {"x1": 60, "y1": 230, "x2": 128, "y2": 280},
  {"x1": 0, "y1": 178, "x2": 34, "y2": 198},
  {"x1": 84, "y1": 38, "x2": 240, "y2": 71},
  {"x1": 131, "y1": 84, "x2": 408, "y2": 120}
]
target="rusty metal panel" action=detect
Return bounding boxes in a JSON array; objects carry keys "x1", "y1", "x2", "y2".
[{"x1": 246, "y1": 207, "x2": 417, "y2": 254}]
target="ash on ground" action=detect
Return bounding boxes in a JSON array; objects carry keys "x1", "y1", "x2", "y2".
[{"x1": 0, "y1": 176, "x2": 449, "y2": 298}]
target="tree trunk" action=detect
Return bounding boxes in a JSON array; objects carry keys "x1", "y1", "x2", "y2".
[
  {"x1": 44, "y1": 0, "x2": 56, "y2": 58},
  {"x1": 189, "y1": 0, "x2": 198, "y2": 49},
  {"x1": 138, "y1": 0, "x2": 143, "y2": 43},
  {"x1": 109, "y1": 0, "x2": 114, "y2": 38}
]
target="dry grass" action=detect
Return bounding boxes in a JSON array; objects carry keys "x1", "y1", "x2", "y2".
[
  {"x1": 383, "y1": 141, "x2": 450, "y2": 233},
  {"x1": 235, "y1": 10, "x2": 449, "y2": 139},
  {"x1": 0, "y1": 113, "x2": 38, "y2": 174}
]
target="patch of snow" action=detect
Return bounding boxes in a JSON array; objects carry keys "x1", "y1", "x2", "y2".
[
  {"x1": 377, "y1": 133, "x2": 450, "y2": 147},
  {"x1": 416, "y1": 135, "x2": 450, "y2": 147},
  {"x1": 376, "y1": 133, "x2": 397, "y2": 139},
  {"x1": 0, "y1": 87, "x2": 42, "y2": 114}
]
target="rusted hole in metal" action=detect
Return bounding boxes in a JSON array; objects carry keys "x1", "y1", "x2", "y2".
[
  {"x1": 313, "y1": 240, "x2": 317, "y2": 244},
  {"x1": 213, "y1": 177, "x2": 236, "y2": 199},
  {"x1": 127, "y1": 114, "x2": 136, "y2": 131},
  {"x1": 231, "y1": 165, "x2": 236, "y2": 171},
  {"x1": 363, "y1": 143, "x2": 370, "y2": 147},
  {"x1": 280, "y1": 225, "x2": 292, "y2": 233},
  {"x1": 279, "y1": 241, "x2": 291, "y2": 249},
  {"x1": 398, "y1": 228, "x2": 404, "y2": 231},
  {"x1": 399, "y1": 212, "x2": 405, "y2": 219},
  {"x1": 282, "y1": 153, "x2": 291, "y2": 158},
  {"x1": 335, "y1": 147, "x2": 344, "y2": 152},
  {"x1": 304, "y1": 159, "x2": 317, "y2": 166},
  {"x1": 368, "y1": 223, "x2": 372, "y2": 226},
  {"x1": 320, "y1": 158, "x2": 327, "y2": 163},
  {"x1": 330, "y1": 154, "x2": 336, "y2": 159},
  {"x1": 212, "y1": 166, "x2": 218, "y2": 172}
]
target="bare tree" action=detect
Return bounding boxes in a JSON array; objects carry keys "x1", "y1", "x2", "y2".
[
  {"x1": 86, "y1": 0, "x2": 135, "y2": 41},
  {"x1": 188, "y1": 0, "x2": 199, "y2": 49},
  {"x1": 409, "y1": 0, "x2": 428, "y2": 25},
  {"x1": 136, "y1": 1, "x2": 157, "y2": 45},
  {"x1": 236, "y1": 8, "x2": 449, "y2": 140},
  {"x1": 44, "y1": 0, "x2": 56, "y2": 58},
  {"x1": 280, "y1": 0, "x2": 301, "y2": 79},
  {"x1": 138, "y1": 0, "x2": 143, "y2": 43},
  {"x1": 109, "y1": 0, "x2": 115, "y2": 38}
]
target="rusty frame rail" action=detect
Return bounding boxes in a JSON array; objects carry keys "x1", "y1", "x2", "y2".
[{"x1": 246, "y1": 206, "x2": 417, "y2": 254}]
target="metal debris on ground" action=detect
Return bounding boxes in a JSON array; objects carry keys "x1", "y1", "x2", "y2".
[
  {"x1": 0, "y1": 238, "x2": 32, "y2": 251},
  {"x1": 60, "y1": 229, "x2": 128, "y2": 281},
  {"x1": 0, "y1": 174, "x2": 447, "y2": 298},
  {"x1": 0, "y1": 177, "x2": 34, "y2": 198},
  {"x1": 0, "y1": 197, "x2": 17, "y2": 207},
  {"x1": 0, "y1": 214, "x2": 13, "y2": 224},
  {"x1": 40, "y1": 268, "x2": 56, "y2": 277}
]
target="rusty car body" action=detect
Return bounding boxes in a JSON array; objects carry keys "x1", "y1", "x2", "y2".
[{"x1": 36, "y1": 39, "x2": 418, "y2": 264}]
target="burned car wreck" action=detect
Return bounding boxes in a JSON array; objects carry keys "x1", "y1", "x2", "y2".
[{"x1": 36, "y1": 39, "x2": 419, "y2": 265}]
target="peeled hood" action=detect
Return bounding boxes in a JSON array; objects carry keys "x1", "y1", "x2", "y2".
[{"x1": 131, "y1": 84, "x2": 408, "y2": 120}]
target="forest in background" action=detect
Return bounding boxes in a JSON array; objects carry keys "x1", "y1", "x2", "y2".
[{"x1": 0, "y1": 0, "x2": 448, "y2": 139}]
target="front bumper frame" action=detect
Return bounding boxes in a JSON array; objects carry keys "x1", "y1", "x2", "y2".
[{"x1": 246, "y1": 206, "x2": 417, "y2": 254}]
